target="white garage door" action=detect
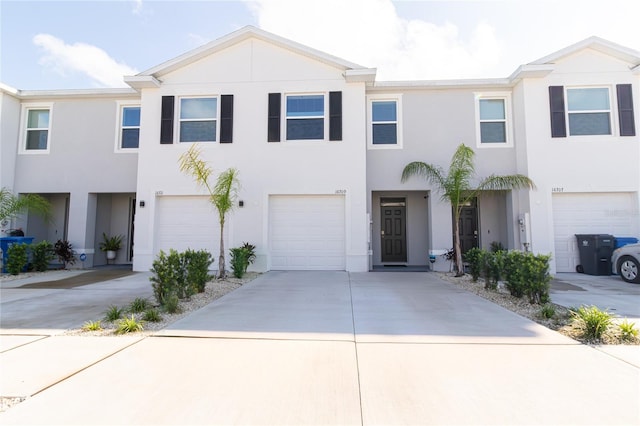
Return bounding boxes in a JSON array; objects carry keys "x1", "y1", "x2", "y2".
[
  {"x1": 269, "y1": 195, "x2": 345, "y2": 270},
  {"x1": 552, "y1": 192, "x2": 638, "y2": 272},
  {"x1": 155, "y1": 196, "x2": 221, "y2": 254}
]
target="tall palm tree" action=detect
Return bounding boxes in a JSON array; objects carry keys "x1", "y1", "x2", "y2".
[
  {"x1": 401, "y1": 143, "x2": 535, "y2": 276},
  {"x1": 179, "y1": 144, "x2": 240, "y2": 279},
  {"x1": 0, "y1": 187, "x2": 51, "y2": 225}
]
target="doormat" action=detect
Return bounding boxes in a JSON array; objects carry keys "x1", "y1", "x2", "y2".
[{"x1": 19, "y1": 268, "x2": 135, "y2": 289}]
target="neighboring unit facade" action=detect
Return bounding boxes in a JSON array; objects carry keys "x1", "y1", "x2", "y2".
[{"x1": 1, "y1": 26, "x2": 639, "y2": 274}]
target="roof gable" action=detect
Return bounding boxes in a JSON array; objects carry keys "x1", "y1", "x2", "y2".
[
  {"x1": 125, "y1": 26, "x2": 375, "y2": 89},
  {"x1": 530, "y1": 36, "x2": 640, "y2": 67}
]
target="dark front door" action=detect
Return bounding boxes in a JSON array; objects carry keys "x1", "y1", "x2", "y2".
[
  {"x1": 381, "y1": 198, "x2": 407, "y2": 262},
  {"x1": 458, "y1": 199, "x2": 478, "y2": 254}
]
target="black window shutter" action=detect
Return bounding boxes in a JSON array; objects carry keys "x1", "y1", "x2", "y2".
[
  {"x1": 329, "y1": 91, "x2": 342, "y2": 141},
  {"x1": 268, "y1": 93, "x2": 281, "y2": 142},
  {"x1": 548, "y1": 86, "x2": 566, "y2": 138},
  {"x1": 617, "y1": 84, "x2": 636, "y2": 137},
  {"x1": 160, "y1": 96, "x2": 174, "y2": 144},
  {"x1": 220, "y1": 94, "x2": 234, "y2": 143}
]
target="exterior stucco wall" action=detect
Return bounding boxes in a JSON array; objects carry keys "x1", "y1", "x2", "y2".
[
  {"x1": 518, "y1": 49, "x2": 640, "y2": 271},
  {"x1": 11, "y1": 96, "x2": 139, "y2": 261},
  {"x1": 367, "y1": 87, "x2": 525, "y2": 266},
  {"x1": 133, "y1": 38, "x2": 368, "y2": 272},
  {"x1": 0, "y1": 92, "x2": 20, "y2": 193}
]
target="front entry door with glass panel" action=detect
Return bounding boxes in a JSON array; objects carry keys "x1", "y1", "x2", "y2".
[
  {"x1": 381, "y1": 198, "x2": 407, "y2": 262},
  {"x1": 458, "y1": 199, "x2": 479, "y2": 254}
]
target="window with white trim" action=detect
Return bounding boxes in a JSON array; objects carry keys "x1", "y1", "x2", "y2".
[
  {"x1": 179, "y1": 97, "x2": 217, "y2": 142},
  {"x1": 118, "y1": 104, "x2": 140, "y2": 149},
  {"x1": 566, "y1": 87, "x2": 611, "y2": 136},
  {"x1": 24, "y1": 107, "x2": 51, "y2": 151},
  {"x1": 367, "y1": 95, "x2": 402, "y2": 149},
  {"x1": 286, "y1": 94, "x2": 324, "y2": 140},
  {"x1": 475, "y1": 93, "x2": 512, "y2": 147}
]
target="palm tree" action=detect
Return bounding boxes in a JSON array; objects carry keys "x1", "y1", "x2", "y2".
[
  {"x1": 0, "y1": 187, "x2": 51, "y2": 225},
  {"x1": 179, "y1": 144, "x2": 240, "y2": 279},
  {"x1": 401, "y1": 143, "x2": 535, "y2": 276}
]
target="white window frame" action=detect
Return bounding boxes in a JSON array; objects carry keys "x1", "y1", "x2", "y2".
[
  {"x1": 367, "y1": 94, "x2": 403, "y2": 150},
  {"x1": 565, "y1": 86, "x2": 613, "y2": 137},
  {"x1": 284, "y1": 93, "x2": 327, "y2": 142},
  {"x1": 178, "y1": 96, "x2": 219, "y2": 143},
  {"x1": 19, "y1": 102, "x2": 53, "y2": 154},
  {"x1": 115, "y1": 101, "x2": 140, "y2": 152},
  {"x1": 474, "y1": 92, "x2": 512, "y2": 148}
]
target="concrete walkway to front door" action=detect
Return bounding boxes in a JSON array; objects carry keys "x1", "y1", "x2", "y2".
[{"x1": 1, "y1": 271, "x2": 638, "y2": 425}]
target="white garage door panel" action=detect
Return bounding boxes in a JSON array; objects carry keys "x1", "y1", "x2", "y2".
[
  {"x1": 156, "y1": 196, "x2": 221, "y2": 254},
  {"x1": 552, "y1": 192, "x2": 638, "y2": 273},
  {"x1": 270, "y1": 195, "x2": 345, "y2": 270}
]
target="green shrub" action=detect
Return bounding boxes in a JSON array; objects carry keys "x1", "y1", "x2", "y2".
[
  {"x1": 184, "y1": 249, "x2": 214, "y2": 292},
  {"x1": 142, "y1": 308, "x2": 162, "y2": 322},
  {"x1": 462, "y1": 247, "x2": 483, "y2": 282},
  {"x1": 104, "y1": 305, "x2": 124, "y2": 322},
  {"x1": 229, "y1": 242, "x2": 256, "y2": 278},
  {"x1": 115, "y1": 315, "x2": 144, "y2": 334},
  {"x1": 31, "y1": 240, "x2": 54, "y2": 272},
  {"x1": 617, "y1": 319, "x2": 639, "y2": 342},
  {"x1": 82, "y1": 320, "x2": 103, "y2": 331},
  {"x1": 503, "y1": 251, "x2": 552, "y2": 304},
  {"x1": 128, "y1": 297, "x2": 150, "y2": 313},
  {"x1": 570, "y1": 305, "x2": 613, "y2": 341},
  {"x1": 504, "y1": 251, "x2": 526, "y2": 298},
  {"x1": 6, "y1": 243, "x2": 28, "y2": 275},
  {"x1": 539, "y1": 304, "x2": 556, "y2": 319},
  {"x1": 489, "y1": 250, "x2": 506, "y2": 286},
  {"x1": 163, "y1": 294, "x2": 181, "y2": 314},
  {"x1": 150, "y1": 249, "x2": 191, "y2": 305}
]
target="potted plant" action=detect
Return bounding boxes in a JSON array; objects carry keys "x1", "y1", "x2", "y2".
[{"x1": 99, "y1": 233, "x2": 123, "y2": 261}]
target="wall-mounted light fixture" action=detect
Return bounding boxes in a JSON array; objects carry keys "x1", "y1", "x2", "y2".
[{"x1": 139, "y1": 201, "x2": 145, "y2": 208}]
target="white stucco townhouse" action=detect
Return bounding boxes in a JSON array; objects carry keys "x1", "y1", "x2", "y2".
[{"x1": 1, "y1": 27, "x2": 638, "y2": 274}]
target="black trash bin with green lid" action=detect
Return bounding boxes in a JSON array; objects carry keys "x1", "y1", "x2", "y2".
[{"x1": 575, "y1": 234, "x2": 615, "y2": 275}]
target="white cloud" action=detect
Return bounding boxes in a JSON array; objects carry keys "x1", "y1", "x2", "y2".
[
  {"x1": 247, "y1": 0, "x2": 502, "y2": 80},
  {"x1": 33, "y1": 34, "x2": 138, "y2": 88},
  {"x1": 132, "y1": 0, "x2": 143, "y2": 15}
]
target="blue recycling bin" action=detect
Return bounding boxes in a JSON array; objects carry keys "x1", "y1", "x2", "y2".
[{"x1": 1, "y1": 237, "x2": 35, "y2": 273}]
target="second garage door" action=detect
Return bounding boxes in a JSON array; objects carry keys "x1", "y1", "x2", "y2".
[
  {"x1": 552, "y1": 192, "x2": 638, "y2": 272},
  {"x1": 269, "y1": 195, "x2": 346, "y2": 270},
  {"x1": 155, "y1": 196, "x2": 221, "y2": 254}
]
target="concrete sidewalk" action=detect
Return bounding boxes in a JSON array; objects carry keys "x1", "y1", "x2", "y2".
[{"x1": 1, "y1": 271, "x2": 639, "y2": 425}]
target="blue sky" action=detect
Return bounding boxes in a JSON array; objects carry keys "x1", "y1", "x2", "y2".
[{"x1": 2, "y1": 0, "x2": 640, "y2": 90}]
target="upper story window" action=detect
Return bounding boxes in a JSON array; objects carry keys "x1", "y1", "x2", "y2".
[
  {"x1": 479, "y1": 99, "x2": 506, "y2": 143},
  {"x1": 372, "y1": 101, "x2": 397, "y2": 144},
  {"x1": 179, "y1": 97, "x2": 217, "y2": 142},
  {"x1": 119, "y1": 105, "x2": 140, "y2": 149},
  {"x1": 286, "y1": 95, "x2": 324, "y2": 140},
  {"x1": 267, "y1": 92, "x2": 341, "y2": 143},
  {"x1": 475, "y1": 93, "x2": 511, "y2": 147},
  {"x1": 367, "y1": 95, "x2": 402, "y2": 149},
  {"x1": 549, "y1": 85, "x2": 635, "y2": 138},
  {"x1": 566, "y1": 88, "x2": 611, "y2": 135},
  {"x1": 25, "y1": 108, "x2": 51, "y2": 151}
]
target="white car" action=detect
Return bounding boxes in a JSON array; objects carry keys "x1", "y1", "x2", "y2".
[{"x1": 612, "y1": 243, "x2": 640, "y2": 284}]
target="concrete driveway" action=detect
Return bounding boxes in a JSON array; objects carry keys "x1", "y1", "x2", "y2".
[
  {"x1": 0, "y1": 269, "x2": 154, "y2": 334},
  {"x1": 552, "y1": 272, "x2": 640, "y2": 321},
  {"x1": 1, "y1": 271, "x2": 639, "y2": 425}
]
